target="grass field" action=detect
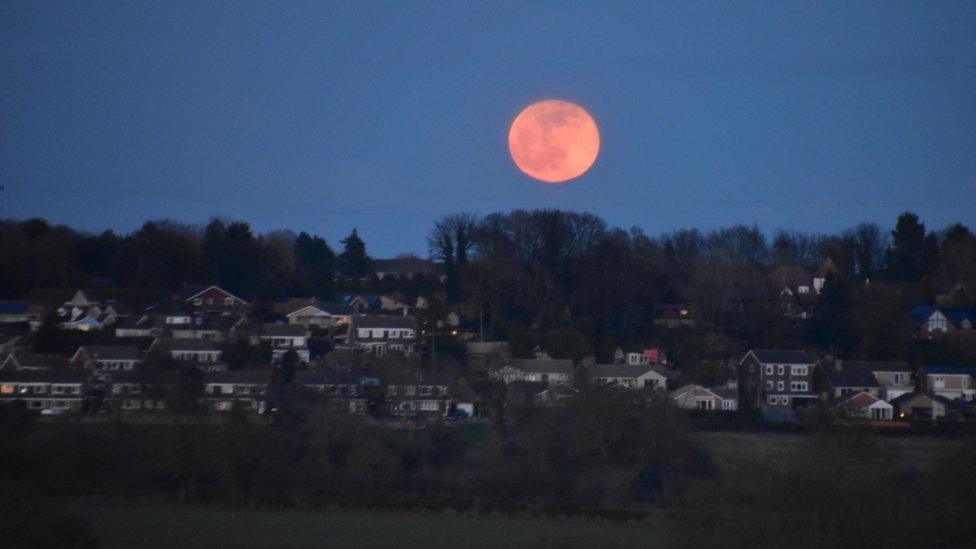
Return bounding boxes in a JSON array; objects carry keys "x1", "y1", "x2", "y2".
[
  {"x1": 64, "y1": 432, "x2": 965, "y2": 548},
  {"x1": 72, "y1": 503, "x2": 674, "y2": 549}
]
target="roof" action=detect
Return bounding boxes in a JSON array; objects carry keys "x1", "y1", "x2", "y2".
[
  {"x1": 246, "y1": 323, "x2": 308, "y2": 337},
  {"x1": 0, "y1": 369, "x2": 85, "y2": 383},
  {"x1": 890, "y1": 392, "x2": 952, "y2": 407},
  {"x1": 816, "y1": 258, "x2": 840, "y2": 279},
  {"x1": 0, "y1": 301, "x2": 30, "y2": 315},
  {"x1": 342, "y1": 294, "x2": 381, "y2": 308},
  {"x1": 587, "y1": 363, "x2": 665, "y2": 379},
  {"x1": 153, "y1": 338, "x2": 221, "y2": 352},
  {"x1": 766, "y1": 266, "x2": 812, "y2": 289},
  {"x1": 5, "y1": 352, "x2": 70, "y2": 370},
  {"x1": 942, "y1": 308, "x2": 976, "y2": 327},
  {"x1": 352, "y1": 315, "x2": 417, "y2": 329},
  {"x1": 818, "y1": 360, "x2": 883, "y2": 389},
  {"x1": 320, "y1": 303, "x2": 355, "y2": 315},
  {"x1": 294, "y1": 370, "x2": 364, "y2": 385},
  {"x1": 204, "y1": 370, "x2": 272, "y2": 384},
  {"x1": 510, "y1": 358, "x2": 574, "y2": 376},
  {"x1": 26, "y1": 289, "x2": 79, "y2": 305},
  {"x1": 80, "y1": 345, "x2": 142, "y2": 361},
  {"x1": 836, "y1": 391, "x2": 886, "y2": 408},
  {"x1": 373, "y1": 258, "x2": 440, "y2": 275},
  {"x1": 116, "y1": 314, "x2": 166, "y2": 330},
  {"x1": 921, "y1": 365, "x2": 976, "y2": 376},
  {"x1": 744, "y1": 349, "x2": 816, "y2": 365},
  {"x1": 178, "y1": 285, "x2": 247, "y2": 304},
  {"x1": 109, "y1": 370, "x2": 179, "y2": 384}
]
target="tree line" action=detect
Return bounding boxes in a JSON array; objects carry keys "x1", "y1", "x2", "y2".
[{"x1": 1, "y1": 211, "x2": 974, "y2": 364}]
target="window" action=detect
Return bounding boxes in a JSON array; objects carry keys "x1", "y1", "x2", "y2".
[
  {"x1": 777, "y1": 381, "x2": 784, "y2": 391},
  {"x1": 766, "y1": 381, "x2": 774, "y2": 390},
  {"x1": 387, "y1": 385, "x2": 398, "y2": 396},
  {"x1": 894, "y1": 373, "x2": 904, "y2": 386},
  {"x1": 765, "y1": 365, "x2": 773, "y2": 375},
  {"x1": 749, "y1": 364, "x2": 755, "y2": 373},
  {"x1": 419, "y1": 401, "x2": 439, "y2": 411},
  {"x1": 768, "y1": 396, "x2": 778, "y2": 405},
  {"x1": 791, "y1": 365, "x2": 808, "y2": 376},
  {"x1": 206, "y1": 298, "x2": 213, "y2": 305},
  {"x1": 35, "y1": 385, "x2": 47, "y2": 394},
  {"x1": 928, "y1": 316, "x2": 948, "y2": 332},
  {"x1": 224, "y1": 298, "x2": 234, "y2": 305},
  {"x1": 777, "y1": 365, "x2": 785, "y2": 375},
  {"x1": 721, "y1": 400, "x2": 735, "y2": 411},
  {"x1": 798, "y1": 285, "x2": 809, "y2": 294},
  {"x1": 1, "y1": 385, "x2": 14, "y2": 394},
  {"x1": 696, "y1": 399, "x2": 714, "y2": 410},
  {"x1": 790, "y1": 381, "x2": 808, "y2": 392},
  {"x1": 932, "y1": 376, "x2": 945, "y2": 389},
  {"x1": 193, "y1": 298, "x2": 203, "y2": 305}
]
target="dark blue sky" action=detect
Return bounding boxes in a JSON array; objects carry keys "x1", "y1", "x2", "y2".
[{"x1": 2, "y1": 1, "x2": 974, "y2": 257}]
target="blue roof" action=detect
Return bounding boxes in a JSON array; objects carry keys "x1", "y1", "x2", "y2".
[
  {"x1": 0, "y1": 301, "x2": 29, "y2": 314},
  {"x1": 923, "y1": 365, "x2": 976, "y2": 376},
  {"x1": 908, "y1": 305, "x2": 937, "y2": 324}
]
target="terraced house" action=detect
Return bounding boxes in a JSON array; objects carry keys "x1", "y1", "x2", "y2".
[{"x1": 0, "y1": 369, "x2": 86, "y2": 412}]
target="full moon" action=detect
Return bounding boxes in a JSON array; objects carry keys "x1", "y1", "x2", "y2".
[{"x1": 508, "y1": 99, "x2": 600, "y2": 184}]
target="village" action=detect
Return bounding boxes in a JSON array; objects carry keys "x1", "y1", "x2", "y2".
[{"x1": 1, "y1": 260, "x2": 973, "y2": 426}]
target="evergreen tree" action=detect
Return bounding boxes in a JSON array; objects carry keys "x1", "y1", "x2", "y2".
[
  {"x1": 293, "y1": 232, "x2": 336, "y2": 299},
  {"x1": 888, "y1": 212, "x2": 926, "y2": 282},
  {"x1": 337, "y1": 229, "x2": 373, "y2": 279}
]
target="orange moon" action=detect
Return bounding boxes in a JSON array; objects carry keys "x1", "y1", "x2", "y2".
[{"x1": 508, "y1": 99, "x2": 600, "y2": 184}]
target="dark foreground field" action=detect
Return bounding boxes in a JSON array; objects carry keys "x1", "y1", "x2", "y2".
[
  {"x1": 54, "y1": 431, "x2": 971, "y2": 548},
  {"x1": 70, "y1": 503, "x2": 671, "y2": 549}
]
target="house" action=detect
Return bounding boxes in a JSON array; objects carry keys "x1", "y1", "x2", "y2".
[
  {"x1": 812, "y1": 258, "x2": 840, "y2": 294},
  {"x1": 670, "y1": 384, "x2": 739, "y2": 411},
  {"x1": 834, "y1": 391, "x2": 894, "y2": 421},
  {"x1": 149, "y1": 338, "x2": 223, "y2": 366},
  {"x1": 115, "y1": 314, "x2": 167, "y2": 338},
  {"x1": 373, "y1": 258, "x2": 441, "y2": 280},
  {"x1": 246, "y1": 323, "x2": 310, "y2": 363},
  {"x1": 71, "y1": 345, "x2": 142, "y2": 372},
  {"x1": 0, "y1": 335, "x2": 20, "y2": 358},
  {"x1": 624, "y1": 348, "x2": 664, "y2": 365},
  {"x1": 26, "y1": 289, "x2": 124, "y2": 332},
  {"x1": 738, "y1": 349, "x2": 819, "y2": 411},
  {"x1": 169, "y1": 314, "x2": 246, "y2": 341},
  {"x1": 203, "y1": 370, "x2": 271, "y2": 413},
  {"x1": 293, "y1": 370, "x2": 369, "y2": 414},
  {"x1": 815, "y1": 359, "x2": 884, "y2": 401},
  {"x1": 908, "y1": 306, "x2": 976, "y2": 338},
  {"x1": 342, "y1": 294, "x2": 382, "y2": 312},
  {"x1": 0, "y1": 369, "x2": 86, "y2": 412},
  {"x1": 764, "y1": 267, "x2": 818, "y2": 319},
  {"x1": 1, "y1": 350, "x2": 70, "y2": 371},
  {"x1": 347, "y1": 315, "x2": 418, "y2": 355},
  {"x1": 383, "y1": 370, "x2": 453, "y2": 418},
  {"x1": 177, "y1": 285, "x2": 248, "y2": 311},
  {"x1": 492, "y1": 358, "x2": 574, "y2": 385},
  {"x1": 653, "y1": 304, "x2": 696, "y2": 329},
  {"x1": 890, "y1": 392, "x2": 950, "y2": 421},
  {"x1": 916, "y1": 365, "x2": 976, "y2": 401},
  {"x1": 0, "y1": 300, "x2": 37, "y2": 325},
  {"x1": 285, "y1": 300, "x2": 355, "y2": 328},
  {"x1": 586, "y1": 363, "x2": 672, "y2": 390},
  {"x1": 864, "y1": 361, "x2": 916, "y2": 400},
  {"x1": 466, "y1": 341, "x2": 510, "y2": 372},
  {"x1": 104, "y1": 370, "x2": 176, "y2": 412}
]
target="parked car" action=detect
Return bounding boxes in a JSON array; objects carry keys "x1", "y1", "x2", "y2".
[
  {"x1": 40, "y1": 407, "x2": 68, "y2": 415},
  {"x1": 445, "y1": 409, "x2": 469, "y2": 421}
]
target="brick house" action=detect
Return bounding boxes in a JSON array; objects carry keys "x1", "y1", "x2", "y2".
[{"x1": 738, "y1": 349, "x2": 818, "y2": 410}]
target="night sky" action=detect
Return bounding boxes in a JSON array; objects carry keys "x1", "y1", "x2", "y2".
[{"x1": 2, "y1": 1, "x2": 974, "y2": 257}]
